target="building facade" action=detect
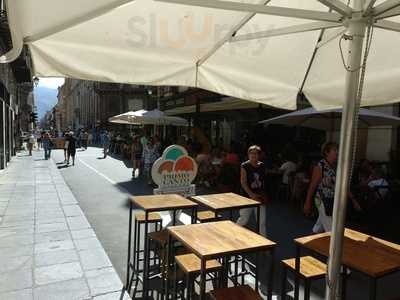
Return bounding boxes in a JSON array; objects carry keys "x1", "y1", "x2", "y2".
[
  {"x1": 162, "y1": 88, "x2": 400, "y2": 162},
  {"x1": 52, "y1": 80, "x2": 399, "y2": 162},
  {"x1": 160, "y1": 87, "x2": 286, "y2": 149},
  {"x1": 55, "y1": 79, "x2": 95, "y2": 131},
  {"x1": 0, "y1": 7, "x2": 34, "y2": 170},
  {"x1": 55, "y1": 79, "x2": 154, "y2": 131}
]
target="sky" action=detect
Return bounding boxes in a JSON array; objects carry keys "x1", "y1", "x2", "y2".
[
  {"x1": 34, "y1": 77, "x2": 65, "y2": 119},
  {"x1": 37, "y1": 77, "x2": 65, "y2": 89}
]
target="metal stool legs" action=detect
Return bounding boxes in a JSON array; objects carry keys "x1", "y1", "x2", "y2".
[
  {"x1": 281, "y1": 266, "x2": 288, "y2": 300},
  {"x1": 128, "y1": 216, "x2": 162, "y2": 298},
  {"x1": 281, "y1": 264, "x2": 312, "y2": 300}
]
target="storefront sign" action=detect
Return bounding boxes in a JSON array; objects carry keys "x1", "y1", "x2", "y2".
[{"x1": 151, "y1": 145, "x2": 197, "y2": 196}]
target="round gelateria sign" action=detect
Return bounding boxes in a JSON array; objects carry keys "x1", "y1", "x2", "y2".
[{"x1": 151, "y1": 145, "x2": 197, "y2": 188}]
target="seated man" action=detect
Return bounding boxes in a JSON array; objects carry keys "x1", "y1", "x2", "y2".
[
  {"x1": 368, "y1": 165, "x2": 389, "y2": 200},
  {"x1": 360, "y1": 164, "x2": 390, "y2": 235}
]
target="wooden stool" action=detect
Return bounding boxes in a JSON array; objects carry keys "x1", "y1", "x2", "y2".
[
  {"x1": 148, "y1": 229, "x2": 170, "y2": 277},
  {"x1": 133, "y1": 212, "x2": 163, "y2": 273},
  {"x1": 281, "y1": 256, "x2": 326, "y2": 300},
  {"x1": 133, "y1": 228, "x2": 188, "y2": 299},
  {"x1": 209, "y1": 285, "x2": 263, "y2": 300},
  {"x1": 148, "y1": 229, "x2": 169, "y2": 246},
  {"x1": 129, "y1": 212, "x2": 162, "y2": 297},
  {"x1": 175, "y1": 253, "x2": 223, "y2": 300},
  {"x1": 196, "y1": 210, "x2": 222, "y2": 223}
]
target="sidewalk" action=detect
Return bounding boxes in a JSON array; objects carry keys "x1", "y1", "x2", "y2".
[{"x1": 0, "y1": 151, "x2": 130, "y2": 300}]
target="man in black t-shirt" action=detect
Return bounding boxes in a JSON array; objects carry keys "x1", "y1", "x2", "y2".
[{"x1": 237, "y1": 145, "x2": 268, "y2": 237}]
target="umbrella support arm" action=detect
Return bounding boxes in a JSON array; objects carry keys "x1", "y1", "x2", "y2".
[
  {"x1": 373, "y1": 0, "x2": 400, "y2": 17},
  {"x1": 24, "y1": 0, "x2": 135, "y2": 43},
  {"x1": 231, "y1": 21, "x2": 342, "y2": 42},
  {"x1": 325, "y1": 1, "x2": 366, "y2": 299},
  {"x1": 197, "y1": 0, "x2": 271, "y2": 66},
  {"x1": 375, "y1": 19, "x2": 400, "y2": 32},
  {"x1": 0, "y1": 0, "x2": 24, "y2": 63},
  {"x1": 156, "y1": 0, "x2": 343, "y2": 22},
  {"x1": 364, "y1": 0, "x2": 377, "y2": 12},
  {"x1": 317, "y1": 0, "x2": 353, "y2": 16}
]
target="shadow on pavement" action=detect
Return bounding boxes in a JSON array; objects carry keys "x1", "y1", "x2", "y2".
[{"x1": 57, "y1": 165, "x2": 69, "y2": 169}]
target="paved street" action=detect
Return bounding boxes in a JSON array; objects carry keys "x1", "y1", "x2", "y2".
[
  {"x1": 3, "y1": 147, "x2": 399, "y2": 299},
  {"x1": 50, "y1": 146, "x2": 400, "y2": 300},
  {"x1": 50, "y1": 147, "x2": 153, "y2": 282},
  {"x1": 0, "y1": 150, "x2": 130, "y2": 300}
]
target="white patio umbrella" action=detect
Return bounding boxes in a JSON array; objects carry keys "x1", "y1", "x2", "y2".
[
  {"x1": 260, "y1": 107, "x2": 400, "y2": 130},
  {"x1": 4, "y1": 0, "x2": 400, "y2": 299},
  {"x1": 108, "y1": 111, "x2": 138, "y2": 125},
  {"x1": 108, "y1": 109, "x2": 188, "y2": 126}
]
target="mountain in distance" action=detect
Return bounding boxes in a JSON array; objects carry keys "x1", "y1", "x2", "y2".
[{"x1": 34, "y1": 86, "x2": 58, "y2": 119}]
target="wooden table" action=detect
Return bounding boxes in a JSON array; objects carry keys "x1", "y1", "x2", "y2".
[
  {"x1": 191, "y1": 193, "x2": 262, "y2": 233},
  {"x1": 167, "y1": 220, "x2": 276, "y2": 300},
  {"x1": 125, "y1": 194, "x2": 198, "y2": 298},
  {"x1": 293, "y1": 228, "x2": 400, "y2": 300}
]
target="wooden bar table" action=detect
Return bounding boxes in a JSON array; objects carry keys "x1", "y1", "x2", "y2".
[
  {"x1": 191, "y1": 193, "x2": 263, "y2": 286},
  {"x1": 293, "y1": 228, "x2": 400, "y2": 300},
  {"x1": 191, "y1": 193, "x2": 262, "y2": 233},
  {"x1": 167, "y1": 220, "x2": 276, "y2": 300},
  {"x1": 126, "y1": 194, "x2": 198, "y2": 299}
]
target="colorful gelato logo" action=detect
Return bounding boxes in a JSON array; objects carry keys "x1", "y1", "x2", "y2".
[{"x1": 151, "y1": 145, "x2": 197, "y2": 188}]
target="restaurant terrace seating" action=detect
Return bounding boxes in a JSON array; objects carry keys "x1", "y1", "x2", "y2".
[
  {"x1": 209, "y1": 285, "x2": 263, "y2": 300},
  {"x1": 196, "y1": 210, "x2": 222, "y2": 223},
  {"x1": 281, "y1": 256, "x2": 326, "y2": 300},
  {"x1": 175, "y1": 253, "x2": 223, "y2": 299}
]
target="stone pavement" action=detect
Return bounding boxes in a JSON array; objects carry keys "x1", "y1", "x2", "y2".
[{"x1": 0, "y1": 151, "x2": 131, "y2": 300}]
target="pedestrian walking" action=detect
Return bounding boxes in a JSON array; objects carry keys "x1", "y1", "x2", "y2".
[
  {"x1": 143, "y1": 139, "x2": 158, "y2": 185},
  {"x1": 304, "y1": 142, "x2": 360, "y2": 233},
  {"x1": 36, "y1": 132, "x2": 42, "y2": 149},
  {"x1": 76, "y1": 130, "x2": 82, "y2": 149},
  {"x1": 140, "y1": 132, "x2": 149, "y2": 175},
  {"x1": 304, "y1": 142, "x2": 337, "y2": 233},
  {"x1": 88, "y1": 132, "x2": 93, "y2": 146},
  {"x1": 236, "y1": 145, "x2": 268, "y2": 237},
  {"x1": 101, "y1": 130, "x2": 110, "y2": 158},
  {"x1": 27, "y1": 133, "x2": 35, "y2": 156},
  {"x1": 66, "y1": 132, "x2": 77, "y2": 166},
  {"x1": 81, "y1": 131, "x2": 89, "y2": 150},
  {"x1": 42, "y1": 132, "x2": 53, "y2": 160},
  {"x1": 131, "y1": 135, "x2": 142, "y2": 178},
  {"x1": 92, "y1": 127, "x2": 98, "y2": 145},
  {"x1": 153, "y1": 135, "x2": 162, "y2": 157},
  {"x1": 63, "y1": 132, "x2": 69, "y2": 162}
]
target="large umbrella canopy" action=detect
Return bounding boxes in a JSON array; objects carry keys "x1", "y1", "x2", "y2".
[
  {"x1": 260, "y1": 107, "x2": 400, "y2": 130},
  {"x1": 3, "y1": 0, "x2": 400, "y2": 110},
  {"x1": 4, "y1": 1, "x2": 400, "y2": 299},
  {"x1": 108, "y1": 109, "x2": 188, "y2": 126}
]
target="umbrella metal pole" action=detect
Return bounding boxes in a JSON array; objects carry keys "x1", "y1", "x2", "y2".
[{"x1": 326, "y1": 1, "x2": 366, "y2": 299}]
